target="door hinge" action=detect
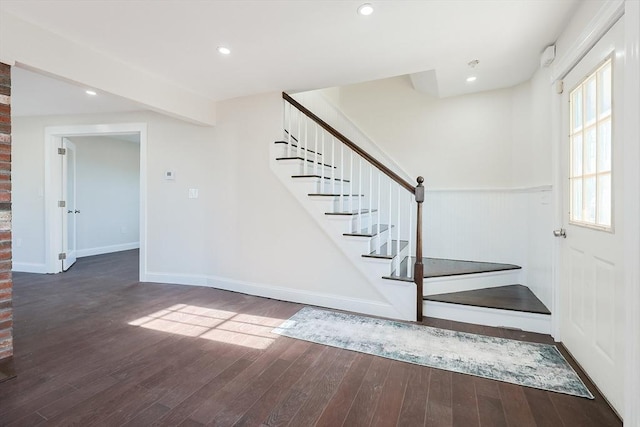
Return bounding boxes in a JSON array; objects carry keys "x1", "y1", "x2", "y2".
[
  {"x1": 58, "y1": 148, "x2": 66, "y2": 155},
  {"x1": 58, "y1": 252, "x2": 67, "y2": 260},
  {"x1": 58, "y1": 200, "x2": 66, "y2": 208}
]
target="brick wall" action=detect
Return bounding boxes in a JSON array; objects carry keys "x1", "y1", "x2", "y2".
[{"x1": 0, "y1": 62, "x2": 12, "y2": 361}]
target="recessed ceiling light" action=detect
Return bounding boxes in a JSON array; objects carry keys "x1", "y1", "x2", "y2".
[
  {"x1": 358, "y1": 3, "x2": 374, "y2": 16},
  {"x1": 466, "y1": 76, "x2": 477, "y2": 83},
  {"x1": 85, "y1": 90, "x2": 97, "y2": 96},
  {"x1": 217, "y1": 46, "x2": 231, "y2": 55}
]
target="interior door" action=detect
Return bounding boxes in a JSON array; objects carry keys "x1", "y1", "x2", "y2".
[
  {"x1": 62, "y1": 138, "x2": 78, "y2": 271},
  {"x1": 558, "y1": 18, "x2": 625, "y2": 414}
]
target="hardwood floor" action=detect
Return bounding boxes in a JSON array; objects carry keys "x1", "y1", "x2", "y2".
[{"x1": 0, "y1": 250, "x2": 621, "y2": 426}]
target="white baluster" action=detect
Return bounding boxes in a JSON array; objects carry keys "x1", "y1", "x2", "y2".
[
  {"x1": 368, "y1": 164, "x2": 373, "y2": 234},
  {"x1": 388, "y1": 180, "x2": 392, "y2": 255},
  {"x1": 396, "y1": 186, "x2": 401, "y2": 274},
  {"x1": 358, "y1": 157, "x2": 362, "y2": 230},
  {"x1": 297, "y1": 108, "x2": 301, "y2": 158},
  {"x1": 287, "y1": 102, "x2": 292, "y2": 157},
  {"x1": 321, "y1": 132, "x2": 325, "y2": 193},
  {"x1": 331, "y1": 137, "x2": 336, "y2": 195},
  {"x1": 314, "y1": 123, "x2": 318, "y2": 176},
  {"x1": 349, "y1": 150, "x2": 354, "y2": 213},
  {"x1": 340, "y1": 144, "x2": 344, "y2": 211},
  {"x1": 377, "y1": 172, "x2": 381, "y2": 249},
  {"x1": 304, "y1": 117, "x2": 308, "y2": 175}
]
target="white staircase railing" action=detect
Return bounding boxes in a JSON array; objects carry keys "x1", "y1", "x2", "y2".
[{"x1": 282, "y1": 92, "x2": 425, "y2": 321}]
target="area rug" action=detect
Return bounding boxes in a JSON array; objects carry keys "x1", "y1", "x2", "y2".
[{"x1": 273, "y1": 307, "x2": 593, "y2": 399}]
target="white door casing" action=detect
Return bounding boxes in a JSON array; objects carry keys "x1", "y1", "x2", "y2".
[
  {"x1": 558, "y1": 18, "x2": 625, "y2": 415},
  {"x1": 43, "y1": 123, "x2": 148, "y2": 280},
  {"x1": 61, "y1": 138, "x2": 77, "y2": 271}
]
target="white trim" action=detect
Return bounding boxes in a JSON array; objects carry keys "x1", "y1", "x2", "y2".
[
  {"x1": 424, "y1": 300, "x2": 551, "y2": 334},
  {"x1": 12, "y1": 262, "x2": 48, "y2": 274},
  {"x1": 77, "y1": 242, "x2": 140, "y2": 258},
  {"x1": 624, "y1": 1, "x2": 640, "y2": 425},
  {"x1": 551, "y1": 0, "x2": 625, "y2": 80},
  {"x1": 144, "y1": 272, "x2": 402, "y2": 320},
  {"x1": 426, "y1": 185, "x2": 552, "y2": 193},
  {"x1": 43, "y1": 123, "x2": 148, "y2": 282}
]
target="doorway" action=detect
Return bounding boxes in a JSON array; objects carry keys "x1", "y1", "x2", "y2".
[
  {"x1": 43, "y1": 123, "x2": 148, "y2": 280},
  {"x1": 556, "y1": 18, "x2": 625, "y2": 415}
]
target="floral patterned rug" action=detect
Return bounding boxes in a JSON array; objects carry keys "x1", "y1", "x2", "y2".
[{"x1": 273, "y1": 307, "x2": 593, "y2": 399}]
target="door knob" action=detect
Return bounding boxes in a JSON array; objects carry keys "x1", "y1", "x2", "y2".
[
  {"x1": 74, "y1": 210, "x2": 81, "y2": 214},
  {"x1": 67, "y1": 210, "x2": 73, "y2": 214},
  {"x1": 553, "y1": 228, "x2": 567, "y2": 238}
]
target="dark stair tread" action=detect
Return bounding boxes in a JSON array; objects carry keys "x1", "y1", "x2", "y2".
[
  {"x1": 325, "y1": 209, "x2": 377, "y2": 216},
  {"x1": 424, "y1": 284, "x2": 551, "y2": 315},
  {"x1": 292, "y1": 174, "x2": 350, "y2": 182},
  {"x1": 275, "y1": 140, "x2": 321, "y2": 155},
  {"x1": 383, "y1": 257, "x2": 522, "y2": 281},
  {"x1": 363, "y1": 240, "x2": 408, "y2": 259},
  {"x1": 344, "y1": 224, "x2": 392, "y2": 237},
  {"x1": 276, "y1": 157, "x2": 336, "y2": 168},
  {"x1": 308, "y1": 193, "x2": 363, "y2": 197}
]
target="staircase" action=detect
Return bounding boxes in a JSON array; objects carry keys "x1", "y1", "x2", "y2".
[{"x1": 271, "y1": 92, "x2": 551, "y2": 333}]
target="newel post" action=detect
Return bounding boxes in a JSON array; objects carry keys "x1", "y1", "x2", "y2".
[{"x1": 414, "y1": 176, "x2": 425, "y2": 322}]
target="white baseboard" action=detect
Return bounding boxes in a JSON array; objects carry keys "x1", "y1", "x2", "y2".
[
  {"x1": 144, "y1": 272, "x2": 402, "y2": 320},
  {"x1": 12, "y1": 262, "x2": 48, "y2": 274},
  {"x1": 424, "y1": 300, "x2": 551, "y2": 334},
  {"x1": 77, "y1": 242, "x2": 140, "y2": 258}
]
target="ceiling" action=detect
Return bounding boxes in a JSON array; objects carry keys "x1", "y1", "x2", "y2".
[{"x1": 2, "y1": 0, "x2": 579, "y2": 117}]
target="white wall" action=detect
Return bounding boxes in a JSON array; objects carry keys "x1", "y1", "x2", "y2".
[
  {"x1": 11, "y1": 93, "x2": 390, "y2": 313},
  {"x1": 70, "y1": 136, "x2": 140, "y2": 257}
]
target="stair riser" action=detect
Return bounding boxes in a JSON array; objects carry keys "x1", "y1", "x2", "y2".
[
  {"x1": 276, "y1": 144, "x2": 324, "y2": 160},
  {"x1": 424, "y1": 270, "x2": 523, "y2": 296},
  {"x1": 423, "y1": 301, "x2": 551, "y2": 334}
]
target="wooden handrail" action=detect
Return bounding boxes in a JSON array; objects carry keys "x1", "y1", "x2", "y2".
[{"x1": 283, "y1": 92, "x2": 415, "y2": 195}]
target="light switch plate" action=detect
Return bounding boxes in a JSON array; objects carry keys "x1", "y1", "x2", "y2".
[{"x1": 188, "y1": 188, "x2": 199, "y2": 199}]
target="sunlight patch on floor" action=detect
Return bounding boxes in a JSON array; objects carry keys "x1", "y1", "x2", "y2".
[{"x1": 127, "y1": 304, "x2": 284, "y2": 349}]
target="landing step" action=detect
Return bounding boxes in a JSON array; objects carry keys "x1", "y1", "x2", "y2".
[
  {"x1": 363, "y1": 240, "x2": 408, "y2": 259},
  {"x1": 424, "y1": 284, "x2": 550, "y2": 315},
  {"x1": 344, "y1": 224, "x2": 392, "y2": 237},
  {"x1": 383, "y1": 257, "x2": 521, "y2": 282},
  {"x1": 325, "y1": 209, "x2": 377, "y2": 216}
]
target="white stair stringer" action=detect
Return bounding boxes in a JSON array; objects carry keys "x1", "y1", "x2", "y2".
[
  {"x1": 270, "y1": 147, "x2": 416, "y2": 321},
  {"x1": 424, "y1": 300, "x2": 551, "y2": 334},
  {"x1": 424, "y1": 269, "x2": 523, "y2": 296}
]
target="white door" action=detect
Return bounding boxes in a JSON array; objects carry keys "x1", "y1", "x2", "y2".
[
  {"x1": 61, "y1": 138, "x2": 78, "y2": 271},
  {"x1": 558, "y1": 18, "x2": 625, "y2": 414}
]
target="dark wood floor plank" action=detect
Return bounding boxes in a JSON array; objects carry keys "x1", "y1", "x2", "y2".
[
  {"x1": 314, "y1": 353, "x2": 372, "y2": 427},
  {"x1": 523, "y1": 387, "x2": 565, "y2": 427},
  {"x1": 260, "y1": 346, "x2": 342, "y2": 427},
  {"x1": 475, "y1": 377, "x2": 507, "y2": 427},
  {"x1": 285, "y1": 349, "x2": 357, "y2": 426},
  {"x1": 121, "y1": 402, "x2": 171, "y2": 427},
  {"x1": 342, "y1": 356, "x2": 391, "y2": 427},
  {"x1": 425, "y1": 368, "x2": 453, "y2": 427},
  {"x1": 369, "y1": 361, "x2": 410, "y2": 427},
  {"x1": 183, "y1": 338, "x2": 293, "y2": 425},
  {"x1": 451, "y1": 373, "x2": 480, "y2": 427},
  {"x1": 497, "y1": 383, "x2": 536, "y2": 427},
  {"x1": 232, "y1": 343, "x2": 325, "y2": 427},
  {"x1": 397, "y1": 364, "x2": 430, "y2": 427},
  {"x1": 0, "y1": 250, "x2": 622, "y2": 427},
  {"x1": 153, "y1": 357, "x2": 254, "y2": 426}
]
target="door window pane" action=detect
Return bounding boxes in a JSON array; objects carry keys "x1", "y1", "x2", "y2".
[{"x1": 569, "y1": 58, "x2": 613, "y2": 230}]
